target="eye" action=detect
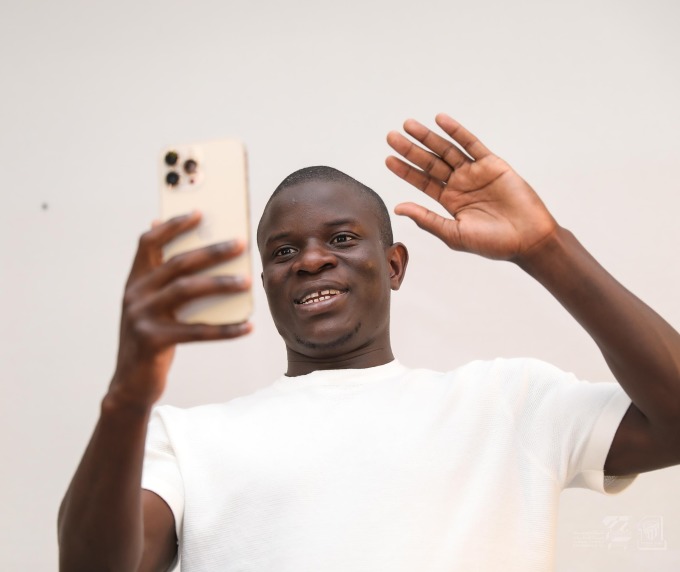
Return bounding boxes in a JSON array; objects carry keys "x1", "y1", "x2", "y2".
[
  {"x1": 331, "y1": 233, "x2": 355, "y2": 245},
  {"x1": 274, "y1": 246, "x2": 297, "y2": 257}
]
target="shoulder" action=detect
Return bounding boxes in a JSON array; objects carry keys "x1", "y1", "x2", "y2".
[
  {"x1": 406, "y1": 356, "x2": 578, "y2": 389},
  {"x1": 149, "y1": 383, "x2": 284, "y2": 432},
  {"x1": 406, "y1": 357, "x2": 623, "y2": 413}
]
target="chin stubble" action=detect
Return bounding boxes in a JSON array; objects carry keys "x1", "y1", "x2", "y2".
[{"x1": 294, "y1": 322, "x2": 362, "y2": 351}]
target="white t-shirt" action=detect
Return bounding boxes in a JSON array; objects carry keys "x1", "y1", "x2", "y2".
[{"x1": 142, "y1": 359, "x2": 634, "y2": 571}]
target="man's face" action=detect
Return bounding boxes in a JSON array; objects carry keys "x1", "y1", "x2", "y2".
[{"x1": 258, "y1": 180, "x2": 403, "y2": 360}]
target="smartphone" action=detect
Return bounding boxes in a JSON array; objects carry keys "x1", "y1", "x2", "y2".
[{"x1": 159, "y1": 139, "x2": 252, "y2": 324}]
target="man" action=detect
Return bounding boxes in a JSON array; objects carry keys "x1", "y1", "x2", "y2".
[{"x1": 58, "y1": 115, "x2": 680, "y2": 571}]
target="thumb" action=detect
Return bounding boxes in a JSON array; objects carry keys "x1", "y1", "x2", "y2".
[{"x1": 394, "y1": 202, "x2": 462, "y2": 250}]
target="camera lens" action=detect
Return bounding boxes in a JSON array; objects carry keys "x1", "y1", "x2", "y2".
[
  {"x1": 166, "y1": 171, "x2": 180, "y2": 186},
  {"x1": 183, "y1": 159, "x2": 198, "y2": 174},
  {"x1": 164, "y1": 151, "x2": 179, "y2": 166}
]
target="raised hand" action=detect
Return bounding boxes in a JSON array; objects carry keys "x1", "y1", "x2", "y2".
[
  {"x1": 109, "y1": 211, "x2": 252, "y2": 408},
  {"x1": 386, "y1": 114, "x2": 557, "y2": 262}
]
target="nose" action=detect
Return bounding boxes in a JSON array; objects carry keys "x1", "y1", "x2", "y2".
[{"x1": 292, "y1": 240, "x2": 337, "y2": 275}]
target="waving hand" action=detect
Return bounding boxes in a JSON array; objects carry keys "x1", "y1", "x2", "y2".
[{"x1": 387, "y1": 114, "x2": 557, "y2": 262}]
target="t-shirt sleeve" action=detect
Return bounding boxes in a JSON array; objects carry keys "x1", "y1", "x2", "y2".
[
  {"x1": 564, "y1": 385, "x2": 635, "y2": 494},
  {"x1": 142, "y1": 406, "x2": 185, "y2": 544},
  {"x1": 511, "y1": 359, "x2": 636, "y2": 495}
]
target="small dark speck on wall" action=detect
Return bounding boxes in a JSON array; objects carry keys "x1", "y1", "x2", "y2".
[{"x1": 41, "y1": 203, "x2": 49, "y2": 211}]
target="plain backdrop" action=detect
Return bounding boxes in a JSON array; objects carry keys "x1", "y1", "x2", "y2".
[{"x1": 1, "y1": 0, "x2": 679, "y2": 570}]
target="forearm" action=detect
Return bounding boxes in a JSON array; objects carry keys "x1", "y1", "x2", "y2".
[
  {"x1": 58, "y1": 389, "x2": 152, "y2": 572},
  {"x1": 517, "y1": 226, "x2": 680, "y2": 426}
]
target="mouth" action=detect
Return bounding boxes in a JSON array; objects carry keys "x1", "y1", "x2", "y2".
[{"x1": 294, "y1": 288, "x2": 348, "y2": 305}]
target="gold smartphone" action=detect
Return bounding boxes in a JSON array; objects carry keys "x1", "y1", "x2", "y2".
[{"x1": 159, "y1": 140, "x2": 252, "y2": 324}]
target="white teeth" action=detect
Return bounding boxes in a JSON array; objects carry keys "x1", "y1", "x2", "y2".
[{"x1": 299, "y1": 289, "x2": 342, "y2": 304}]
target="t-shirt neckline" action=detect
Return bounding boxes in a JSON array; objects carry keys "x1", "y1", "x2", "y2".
[{"x1": 272, "y1": 360, "x2": 405, "y2": 391}]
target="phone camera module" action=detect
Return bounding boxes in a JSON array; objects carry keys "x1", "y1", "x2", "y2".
[
  {"x1": 164, "y1": 151, "x2": 179, "y2": 166},
  {"x1": 166, "y1": 171, "x2": 180, "y2": 187},
  {"x1": 183, "y1": 159, "x2": 198, "y2": 174}
]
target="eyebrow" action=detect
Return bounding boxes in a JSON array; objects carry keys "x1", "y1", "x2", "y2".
[
  {"x1": 264, "y1": 219, "x2": 359, "y2": 246},
  {"x1": 324, "y1": 218, "x2": 358, "y2": 229},
  {"x1": 265, "y1": 231, "x2": 291, "y2": 246}
]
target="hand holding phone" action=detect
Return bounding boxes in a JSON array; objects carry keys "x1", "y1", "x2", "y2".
[{"x1": 112, "y1": 214, "x2": 252, "y2": 406}]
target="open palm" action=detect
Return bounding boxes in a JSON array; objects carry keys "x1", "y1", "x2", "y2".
[{"x1": 386, "y1": 114, "x2": 557, "y2": 261}]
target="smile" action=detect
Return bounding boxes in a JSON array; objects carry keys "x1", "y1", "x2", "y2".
[{"x1": 295, "y1": 289, "x2": 347, "y2": 305}]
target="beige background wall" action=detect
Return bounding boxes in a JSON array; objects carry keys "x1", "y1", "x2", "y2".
[{"x1": 1, "y1": 0, "x2": 679, "y2": 569}]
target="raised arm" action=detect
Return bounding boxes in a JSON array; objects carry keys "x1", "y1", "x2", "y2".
[
  {"x1": 386, "y1": 114, "x2": 680, "y2": 476},
  {"x1": 57, "y1": 212, "x2": 252, "y2": 572}
]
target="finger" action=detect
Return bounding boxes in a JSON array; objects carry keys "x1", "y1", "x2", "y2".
[
  {"x1": 128, "y1": 238, "x2": 246, "y2": 297},
  {"x1": 145, "y1": 274, "x2": 252, "y2": 314},
  {"x1": 386, "y1": 130, "x2": 454, "y2": 182},
  {"x1": 402, "y1": 119, "x2": 471, "y2": 171},
  {"x1": 128, "y1": 212, "x2": 202, "y2": 280},
  {"x1": 434, "y1": 114, "x2": 492, "y2": 160},
  {"x1": 157, "y1": 320, "x2": 254, "y2": 345},
  {"x1": 151, "y1": 239, "x2": 246, "y2": 288},
  {"x1": 385, "y1": 155, "x2": 447, "y2": 203},
  {"x1": 394, "y1": 202, "x2": 462, "y2": 251}
]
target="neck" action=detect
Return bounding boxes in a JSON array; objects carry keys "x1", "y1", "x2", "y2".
[{"x1": 285, "y1": 346, "x2": 395, "y2": 377}]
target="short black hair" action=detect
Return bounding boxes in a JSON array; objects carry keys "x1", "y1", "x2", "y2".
[{"x1": 259, "y1": 166, "x2": 394, "y2": 247}]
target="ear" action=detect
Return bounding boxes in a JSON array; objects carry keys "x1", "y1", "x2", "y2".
[{"x1": 386, "y1": 242, "x2": 409, "y2": 291}]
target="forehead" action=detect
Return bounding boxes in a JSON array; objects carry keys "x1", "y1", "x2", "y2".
[{"x1": 257, "y1": 180, "x2": 380, "y2": 246}]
